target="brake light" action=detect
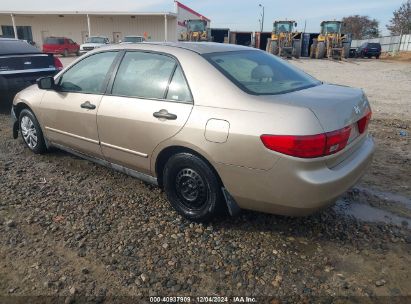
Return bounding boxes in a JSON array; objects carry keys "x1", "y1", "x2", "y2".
[
  {"x1": 261, "y1": 126, "x2": 352, "y2": 158},
  {"x1": 53, "y1": 56, "x2": 63, "y2": 70},
  {"x1": 357, "y1": 111, "x2": 372, "y2": 134}
]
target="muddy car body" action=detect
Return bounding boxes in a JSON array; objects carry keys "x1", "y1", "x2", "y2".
[{"x1": 11, "y1": 42, "x2": 375, "y2": 221}]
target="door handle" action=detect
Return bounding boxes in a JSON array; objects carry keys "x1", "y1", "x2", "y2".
[
  {"x1": 80, "y1": 101, "x2": 96, "y2": 110},
  {"x1": 153, "y1": 109, "x2": 177, "y2": 120}
]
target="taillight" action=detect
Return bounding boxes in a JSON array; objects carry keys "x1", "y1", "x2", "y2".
[
  {"x1": 260, "y1": 134, "x2": 326, "y2": 158},
  {"x1": 357, "y1": 111, "x2": 371, "y2": 134},
  {"x1": 261, "y1": 126, "x2": 352, "y2": 159},
  {"x1": 53, "y1": 56, "x2": 63, "y2": 70},
  {"x1": 324, "y1": 126, "x2": 351, "y2": 155}
]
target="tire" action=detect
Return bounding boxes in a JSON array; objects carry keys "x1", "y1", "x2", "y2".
[
  {"x1": 310, "y1": 41, "x2": 317, "y2": 58},
  {"x1": 76, "y1": 50, "x2": 80, "y2": 56},
  {"x1": 293, "y1": 39, "x2": 301, "y2": 59},
  {"x1": 316, "y1": 42, "x2": 325, "y2": 59},
  {"x1": 163, "y1": 153, "x2": 224, "y2": 222},
  {"x1": 376, "y1": 55, "x2": 380, "y2": 59},
  {"x1": 342, "y1": 43, "x2": 350, "y2": 59},
  {"x1": 271, "y1": 40, "x2": 278, "y2": 55},
  {"x1": 19, "y1": 109, "x2": 47, "y2": 154},
  {"x1": 63, "y1": 49, "x2": 68, "y2": 57}
]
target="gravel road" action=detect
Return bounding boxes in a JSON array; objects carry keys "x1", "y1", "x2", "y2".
[{"x1": 0, "y1": 57, "x2": 410, "y2": 302}]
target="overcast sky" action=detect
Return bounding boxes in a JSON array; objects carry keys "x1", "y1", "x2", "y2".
[{"x1": 1, "y1": 0, "x2": 404, "y2": 35}]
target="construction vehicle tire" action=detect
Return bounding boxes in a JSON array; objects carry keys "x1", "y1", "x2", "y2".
[
  {"x1": 310, "y1": 42, "x2": 317, "y2": 58},
  {"x1": 293, "y1": 40, "x2": 301, "y2": 59},
  {"x1": 342, "y1": 42, "x2": 350, "y2": 59},
  {"x1": 271, "y1": 41, "x2": 278, "y2": 56},
  {"x1": 316, "y1": 42, "x2": 325, "y2": 59}
]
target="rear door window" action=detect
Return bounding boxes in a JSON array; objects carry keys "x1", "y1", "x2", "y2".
[
  {"x1": 111, "y1": 51, "x2": 178, "y2": 100},
  {"x1": 166, "y1": 66, "x2": 192, "y2": 102}
]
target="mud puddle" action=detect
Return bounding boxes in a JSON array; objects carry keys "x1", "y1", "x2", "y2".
[{"x1": 334, "y1": 187, "x2": 411, "y2": 228}]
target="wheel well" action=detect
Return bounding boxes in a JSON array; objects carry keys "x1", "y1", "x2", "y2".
[
  {"x1": 155, "y1": 146, "x2": 223, "y2": 189},
  {"x1": 14, "y1": 103, "x2": 32, "y2": 119}
]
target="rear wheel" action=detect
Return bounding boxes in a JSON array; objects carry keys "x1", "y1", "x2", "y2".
[
  {"x1": 271, "y1": 40, "x2": 278, "y2": 55},
  {"x1": 376, "y1": 54, "x2": 380, "y2": 59},
  {"x1": 19, "y1": 109, "x2": 47, "y2": 154},
  {"x1": 316, "y1": 42, "x2": 325, "y2": 59},
  {"x1": 310, "y1": 41, "x2": 317, "y2": 58},
  {"x1": 293, "y1": 39, "x2": 301, "y2": 59},
  {"x1": 342, "y1": 42, "x2": 350, "y2": 59},
  {"x1": 163, "y1": 153, "x2": 224, "y2": 222}
]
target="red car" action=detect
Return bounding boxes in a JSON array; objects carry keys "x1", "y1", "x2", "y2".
[{"x1": 42, "y1": 37, "x2": 80, "y2": 57}]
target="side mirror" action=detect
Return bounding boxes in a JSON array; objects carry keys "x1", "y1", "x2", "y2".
[
  {"x1": 294, "y1": 22, "x2": 297, "y2": 27},
  {"x1": 37, "y1": 76, "x2": 55, "y2": 90}
]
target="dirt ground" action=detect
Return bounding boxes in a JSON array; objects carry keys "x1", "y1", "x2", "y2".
[{"x1": 0, "y1": 57, "x2": 410, "y2": 303}]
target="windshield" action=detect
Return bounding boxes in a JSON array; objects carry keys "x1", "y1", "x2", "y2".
[
  {"x1": 274, "y1": 22, "x2": 292, "y2": 33},
  {"x1": 204, "y1": 50, "x2": 320, "y2": 95},
  {"x1": 45, "y1": 37, "x2": 64, "y2": 45},
  {"x1": 321, "y1": 22, "x2": 341, "y2": 34},
  {"x1": 123, "y1": 36, "x2": 144, "y2": 43},
  {"x1": 86, "y1": 37, "x2": 107, "y2": 44},
  {"x1": 187, "y1": 20, "x2": 206, "y2": 32}
]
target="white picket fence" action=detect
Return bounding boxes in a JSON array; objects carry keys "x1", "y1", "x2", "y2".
[{"x1": 351, "y1": 34, "x2": 411, "y2": 52}]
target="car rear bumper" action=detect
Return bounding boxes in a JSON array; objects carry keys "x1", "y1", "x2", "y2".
[
  {"x1": 216, "y1": 135, "x2": 375, "y2": 216},
  {"x1": 0, "y1": 71, "x2": 56, "y2": 95}
]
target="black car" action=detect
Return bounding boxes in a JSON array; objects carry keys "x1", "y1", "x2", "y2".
[
  {"x1": 0, "y1": 38, "x2": 63, "y2": 105},
  {"x1": 356, "y1": 42, "x2": 381, "y2": 59}
]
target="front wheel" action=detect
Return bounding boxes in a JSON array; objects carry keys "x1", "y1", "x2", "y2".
[
  {"x1": 19, "y1": 109, "x2": 47, "y2": 154},
  {"x1": 163, "y1": 153, "x2": 224, "y2": 222}
]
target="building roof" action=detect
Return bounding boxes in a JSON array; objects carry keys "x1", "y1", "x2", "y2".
[
  {"x1": 175, "y1": 1, "x2": 210, "y2": 22},
  {"x1": 0, "y1": 11, "x2": 177, "y2": 17}
]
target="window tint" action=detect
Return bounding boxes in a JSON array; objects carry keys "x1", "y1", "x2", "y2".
[
  {"x1": 166, "y1": 66, "x2": 192, "y2": 102},
  {"x1": 45, "y1": 37, "x2": 64, "y2": 44},
  {"x1": 59, "y1": 51, "x2": 117, "y2": 93},
  {"x1": 112, "y1": 52, "x2": 176, "y2": 99},
  {"x1": 203, "y1": 50, "x2": 320, "y2": 95}
]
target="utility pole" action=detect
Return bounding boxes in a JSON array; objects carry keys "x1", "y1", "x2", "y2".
[{"x1": 259, "y1": 4, "x2": 264, "y2": 32}]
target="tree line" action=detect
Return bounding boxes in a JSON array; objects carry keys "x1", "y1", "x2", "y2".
[{"x1": 342, "y1": 0, "x2": 410, "y2": 39}]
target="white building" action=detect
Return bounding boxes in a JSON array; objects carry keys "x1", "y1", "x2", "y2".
[{"x1": 0, "y1": 1, "x2": 210, "y2": 47}]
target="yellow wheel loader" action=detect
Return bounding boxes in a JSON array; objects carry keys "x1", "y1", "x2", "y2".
[
  {"x1": 180, "y1": 19, "x2": 209, "y2": 42},
  {"x1": 268, "y1": 21, "x2": 301, "y2": 59},
  {"x1": 310, "y1": 21, "x2": 350, "y2": 60}
]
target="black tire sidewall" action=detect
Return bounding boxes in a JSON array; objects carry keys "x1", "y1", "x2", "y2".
[
  {"x1": 19, "y1": 109, "x2": 46, "y2": 154},
  {"x1": 163, "y1": 153, "x2": 221, "y2": 222}
]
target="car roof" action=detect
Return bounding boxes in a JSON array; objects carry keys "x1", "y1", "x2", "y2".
[
  {"x1": 0, "y1": 39, "x2": 41, "y2": 55},
  {"x1": 105, "y1": 42, "x2": 252, "y2": 54}
]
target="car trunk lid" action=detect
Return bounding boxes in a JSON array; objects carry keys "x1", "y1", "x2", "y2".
[
  {"x1": 258, "y1": 83, "x2": 371, "y2": 166},
  {"x1": 0, "y1": 53, "x2": 56, "y2": 74}
]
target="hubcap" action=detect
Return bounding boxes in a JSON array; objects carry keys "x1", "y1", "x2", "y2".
[
  {"x1": 20, "y1": 116, "x2": 38, "y2": 149},
  {"x1": 175, "y1": 168, "x2": 207, "y2": 210}
]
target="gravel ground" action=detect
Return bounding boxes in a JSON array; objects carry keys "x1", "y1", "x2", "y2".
[{"x1": 0, "y1": 57, "x2": 410, "y2": 302}]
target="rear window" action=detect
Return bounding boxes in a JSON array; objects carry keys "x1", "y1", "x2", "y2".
[
  {"x1": 0, "y1": 39, "x2": 40, "y2": 55},
  {"x1": 203, "y1": 50, "x2": 320, "y2": 95},
  {"x1": 368, "y1": 43, "x2": 381, "y2": 49},
  {"x1": 45, "y1": 37, "x2": 64, "y2": 45}
]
